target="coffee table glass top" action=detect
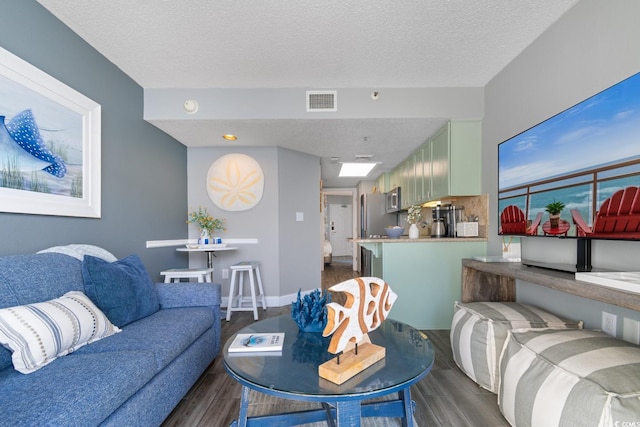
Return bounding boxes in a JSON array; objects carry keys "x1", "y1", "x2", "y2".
[{"x1": 223, "y1": 315, "x2": 434, "y2": 398}]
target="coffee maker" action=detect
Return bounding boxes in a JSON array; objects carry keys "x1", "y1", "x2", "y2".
[{"x1": 431, "y1": 204, "x2": 465, "y2": 237}]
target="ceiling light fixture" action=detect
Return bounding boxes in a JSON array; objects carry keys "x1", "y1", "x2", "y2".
[
  {"x1": 339, "y1": 162, "x2": 378, "y2": 177},
  {"x1": 222, "y1": 134, "x2": 238, "y2": 141}
]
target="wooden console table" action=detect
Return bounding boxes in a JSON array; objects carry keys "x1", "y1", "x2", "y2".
[{"x1": 462, "y1": 259, "x2": 640, "y2": 312}]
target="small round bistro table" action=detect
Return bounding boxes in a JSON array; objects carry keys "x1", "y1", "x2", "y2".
[{"x1": 223, "y1": 315, "x2": 434, "y2": 427}]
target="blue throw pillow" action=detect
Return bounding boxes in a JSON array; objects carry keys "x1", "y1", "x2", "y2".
[{"x1": 82, "y1": 254, "x2": 160, "y2": 327}]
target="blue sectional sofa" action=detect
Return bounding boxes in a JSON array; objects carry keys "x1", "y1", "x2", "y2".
[{"x1": 0, "y1": 248, "x2": 221, "y2": 426}]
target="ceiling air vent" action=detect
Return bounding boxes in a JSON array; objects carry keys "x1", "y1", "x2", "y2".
[{"x1": 306, "y1": 90, "x2": 337, "y2": 112}]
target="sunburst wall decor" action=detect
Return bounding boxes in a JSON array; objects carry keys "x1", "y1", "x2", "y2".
[{"x1": 206, "y1": 153, "x2": 264, "y2": 211}]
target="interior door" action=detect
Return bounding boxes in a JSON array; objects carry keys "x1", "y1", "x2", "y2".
[{"x1": 329, "y1": 203, "x2": 353, "y2": 256}]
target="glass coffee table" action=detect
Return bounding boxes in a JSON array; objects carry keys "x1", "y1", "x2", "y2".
[{"x1": 223, "y1": 315, "x2": 434, "y2": 427}]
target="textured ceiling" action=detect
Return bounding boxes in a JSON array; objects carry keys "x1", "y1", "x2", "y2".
[{"x1": 36, "y1": 0, "x2": 579, "y2": 187}]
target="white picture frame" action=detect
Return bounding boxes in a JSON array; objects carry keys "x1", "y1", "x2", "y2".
[{"x1": 0, "y1": 46, "x2": 101, "y2": 218}]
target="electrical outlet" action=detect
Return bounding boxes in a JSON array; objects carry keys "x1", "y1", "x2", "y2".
[
  {"x1": 602, "y1": 312, "x2": 617, "y2": 336},
  {"x1": 623, "y1": 318, "x2": 640, "y2": 345},
  {"x1": 222, "y1": 269, "x2": 229, "y2": 279}
]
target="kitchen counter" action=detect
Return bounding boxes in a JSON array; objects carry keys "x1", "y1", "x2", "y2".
[
  {"x1": 353, "y1": 236, "x2": 487, "y2": 243},
  {"x1": 352, "y1": 238, "x2": 487, "y2": 329},
  {"x1": 353, "y1": 237, "x2": 486, "y2": 260}
]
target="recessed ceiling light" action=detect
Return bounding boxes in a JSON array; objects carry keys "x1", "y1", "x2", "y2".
[
  {"x1": 223, "y1": 134, "x2": 237, "y2": 141},
  {"x1": 339, "y1": 162, "x2": 378, "y2": 177}
]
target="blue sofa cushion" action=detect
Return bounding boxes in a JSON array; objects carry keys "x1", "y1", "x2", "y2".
[
  {"x1": 75, "y1": 307, "x2": 214, "y2": 370},
  {"x1": 0, "y1": 291, "x2": 121, "y2": 374},
  {"x1": 82, "y1": 254, "x2": 159, "y2": 327},
  {"x1": 0, "y1": 253, "x2": 84, "y2": 309},
  {"x1": 0, "y1": 346, "x2": 11, "y2": 372},
  {"x1": 0, "y1": 349, "x2": 158, "y2": 426}
]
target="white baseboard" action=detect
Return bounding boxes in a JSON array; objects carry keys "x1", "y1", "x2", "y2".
[{"x1": 222, "y1": 287, "x2": 320, "y2": 308}]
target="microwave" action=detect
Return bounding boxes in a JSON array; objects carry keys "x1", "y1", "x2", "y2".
[{"x1": 385, "y1": 187, "x2": 401, "y2": 213}]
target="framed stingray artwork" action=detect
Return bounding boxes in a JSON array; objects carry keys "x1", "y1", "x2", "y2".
[{"x1": 0, "y1": 47, "x2": 101, "y2": 218}]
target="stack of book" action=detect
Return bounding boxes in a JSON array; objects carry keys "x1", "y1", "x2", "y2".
[{"x1": 228, "y1": 332, "x2": 285, "y2": 355}]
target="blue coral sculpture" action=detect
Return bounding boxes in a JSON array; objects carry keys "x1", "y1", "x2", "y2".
[{"x1": 291, "y1": 289, "x2": 331, "y2": 333}]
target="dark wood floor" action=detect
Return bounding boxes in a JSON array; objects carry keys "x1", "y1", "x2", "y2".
[{"x1": 161, "y1": 258, "x2": 509, "y2": 426}]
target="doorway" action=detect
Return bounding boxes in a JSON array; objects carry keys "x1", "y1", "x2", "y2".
[
  {"x1": 329, "y1": 203, "x2": 353, "y2": 256},
  {"x1": 321, "y1": 188, "x2": 358, "y2": 272}
]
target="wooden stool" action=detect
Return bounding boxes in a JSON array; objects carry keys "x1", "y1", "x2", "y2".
[
  {"x1": 226, "y1": 261, "x2": 266, "y2": 321},
  {"x1": 161, "y1": 268, "x2": 214, "y2": 283}
]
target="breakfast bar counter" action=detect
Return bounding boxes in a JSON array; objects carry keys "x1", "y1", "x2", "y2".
[
  {"x1": 353, "y1": 237, "x2": 487, "y2": 243},
  {"x1": 352, "y1": 238, "x2": 487, "y2": 329}
]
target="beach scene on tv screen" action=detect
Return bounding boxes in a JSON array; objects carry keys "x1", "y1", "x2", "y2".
[{"x1": 498, "y1": 72, "x2": 640, "y2": 237}]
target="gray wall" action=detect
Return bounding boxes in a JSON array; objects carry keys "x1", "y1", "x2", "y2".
[
  {"x1": 483, "y1": 0, "x2": 640, "y2": 331},
  {"x1": 0, "y1": 1, "x2": 188, "y2": 279},
  {"x1": 277, "y1": 148, "x2": 322, "y2": 296},
  {"x1": 187, "y1": 146, "x2": 320, "y2": 305}
]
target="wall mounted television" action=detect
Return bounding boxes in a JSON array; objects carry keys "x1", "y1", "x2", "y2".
[{"x1": 498, "y1": 72, "x2": 640, "y2": 271}]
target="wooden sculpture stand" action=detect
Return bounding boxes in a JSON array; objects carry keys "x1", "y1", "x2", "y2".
[{"x1": 318, "y1": 335, "x2": 386, "y2": 385}]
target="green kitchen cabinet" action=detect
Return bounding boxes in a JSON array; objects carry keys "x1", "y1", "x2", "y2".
[
  {"x1": 389, "y1": 167, "x2": 401, "y2": 191},
  {"x1": 385, "y1": 119, "x2": 481, "y2": 207},
  {"x1": 375, "y1": 172, "x2": 389, "y2": 193},
  {"x1": 418, "y1": 139, "x2": 432, "y2": 202},
  {"x1": 404, "y1": 154, "x2": 418, "y2": 208},
  {"x1": 430, "y1": 120, "x2": 481, "y2": 200},
  {"x1": 399, "y1": 158, "x2": 411, "y2": 209}
]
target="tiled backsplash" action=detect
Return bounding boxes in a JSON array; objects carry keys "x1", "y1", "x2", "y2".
[{"x1": 418, "y1": 194, "x2": 489, "y2": 237}]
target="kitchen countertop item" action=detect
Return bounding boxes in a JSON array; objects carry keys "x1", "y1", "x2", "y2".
[{"x1": 431, "y1": 218, "x2": 446, "y2": 237}]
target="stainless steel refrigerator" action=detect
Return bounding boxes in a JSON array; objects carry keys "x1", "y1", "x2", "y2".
[
  {"x1": 360, "y1": 193, "x2": 397, "y2": 274},
  {"x1": 360, "y1": 193, "x2": 398, "y2": 238}
]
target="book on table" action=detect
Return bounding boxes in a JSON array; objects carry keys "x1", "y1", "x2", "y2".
[{"x1": 228, "y1": 333, "x2": 285, "y2": 353}]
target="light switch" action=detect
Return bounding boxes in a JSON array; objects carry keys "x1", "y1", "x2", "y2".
[{"x1": 296, "y1": 212, "x2": 304, "y2": 221}]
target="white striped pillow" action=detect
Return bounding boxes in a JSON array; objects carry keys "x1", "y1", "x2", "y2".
[{"x1": 0, "y1": 291, "x2": 121, "y2": 374}]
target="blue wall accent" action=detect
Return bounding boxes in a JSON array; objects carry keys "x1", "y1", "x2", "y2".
[{"x1": 0, "y1": 1, "x2": 188, "y2": 279}]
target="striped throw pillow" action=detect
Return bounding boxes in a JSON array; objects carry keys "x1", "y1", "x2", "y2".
[
  {"x1": 0, "y1": 291, "x2": 121, "y2": 374},
  {"x1": 450, "y1": 301, "x2": 583, "y2": 393},
  {"x1": 499, "y1": 328, "x2": 640, "y2": 427}
]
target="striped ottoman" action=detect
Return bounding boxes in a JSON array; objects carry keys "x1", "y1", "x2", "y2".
[
  {"x1": 499, "y1": 328, "x2": 640, "y2": 427},
  {"x1": 450, "y1": 301, "x2": 583, "y2": 393}
]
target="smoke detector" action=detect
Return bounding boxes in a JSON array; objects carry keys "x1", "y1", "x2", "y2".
[{"x1": 183, "y1": 99, "x2": 198, "y2": 114}]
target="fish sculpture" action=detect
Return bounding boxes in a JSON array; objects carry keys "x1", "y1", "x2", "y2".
[
  {"x1": 0, "y1": 109, "x2": 66, "y2": 178},
  {"x1": 322, "y1": 277, "x2": 397, "y2": 354}
]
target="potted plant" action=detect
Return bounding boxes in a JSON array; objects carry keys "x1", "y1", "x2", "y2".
[
  {"x1": 545, "y1": 200, "x2": 565, "y2": 228},
  {"x1": 187, "y1": 206, "x2": 226, "y2": 244}
]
